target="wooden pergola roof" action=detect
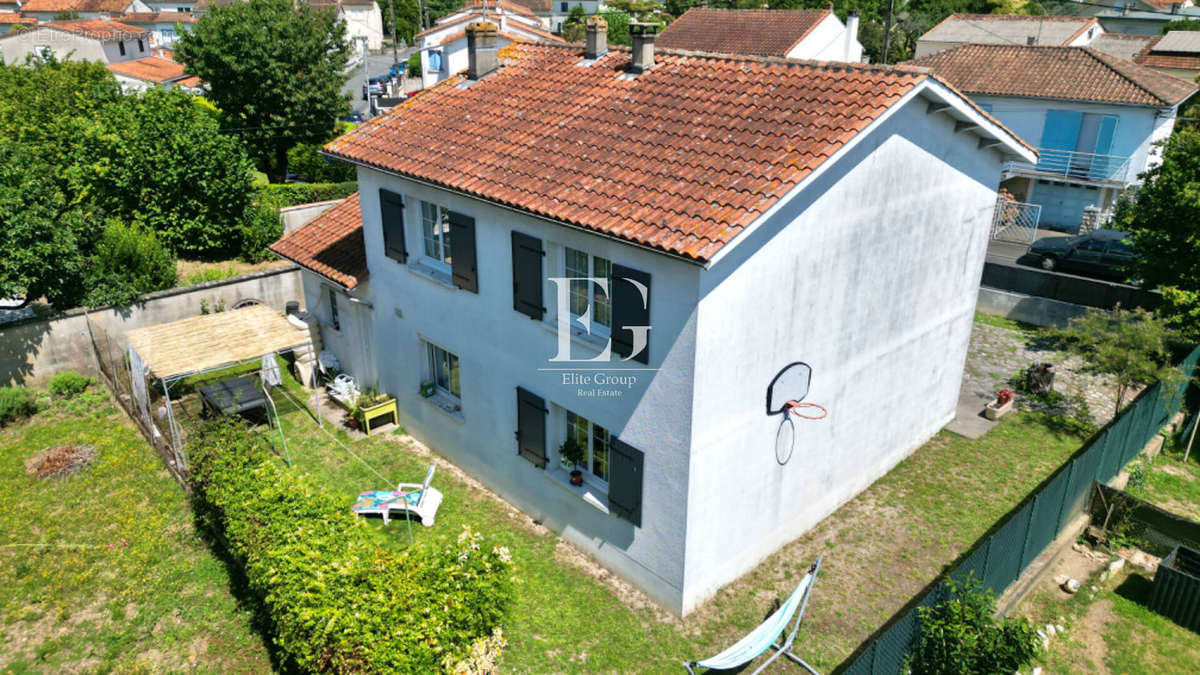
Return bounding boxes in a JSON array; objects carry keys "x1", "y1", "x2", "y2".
[{"x1": 125, "y1": 305, "x2": 310, "y2": 380}]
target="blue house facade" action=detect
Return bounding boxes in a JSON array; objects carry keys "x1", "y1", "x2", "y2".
[{"x1": 913, "y1": 44, "x2": 1196, "y2": 231}]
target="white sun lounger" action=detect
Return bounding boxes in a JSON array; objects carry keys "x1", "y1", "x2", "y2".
[{"x1": 351, "y1": 465, "x2": 443, "y2": 527}]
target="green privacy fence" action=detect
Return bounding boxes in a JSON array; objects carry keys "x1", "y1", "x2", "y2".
[{"x1": 841, "y1": 345, "x2": 1200, "y2": 675}]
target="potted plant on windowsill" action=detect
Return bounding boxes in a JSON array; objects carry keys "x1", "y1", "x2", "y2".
[
  {"x1": 559, "y1": 437, "x2": 586, "y2": 486},
  {"x1": 985, "y1": 388, "x2": 1016, "y2": 421}
]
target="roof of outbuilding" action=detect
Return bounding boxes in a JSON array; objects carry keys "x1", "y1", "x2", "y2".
[
  {"x1": 1089, "y1": 33, "x2": 1157, "y2": 62},
  {"x1": 655, "y1": 8, "x2": 830, "y2": 57},
  {"x1": 1153, "y1": 30, "x2": 1200, "y2": 53},
  {"x1": 269, "y1": 193, "x2": 368, "y2": 290},
  {"x1": 19, "y1": 0, "x2": 129, "y2": 11},
  {"x1": 106, "y1": 55, "x2": 189, "y2": 83},
  {"x1": 919, "y1": 13, "x2": 1099, "y2": 47},
  {"x1": 6, "y1": 18, "x2": 151, "y2": 41},
  {"x1": 325, "y1": 43, "x2": 1026, "y2": 262},
  {"x1": 908, "y1": 43, "x2": 1197, "y2": 107}
]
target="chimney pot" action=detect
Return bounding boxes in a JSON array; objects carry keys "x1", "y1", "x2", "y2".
[
  {"x1": 629, "y1": 22, "x2": 659, "y2": 75},
  {"x1": 585, "y1": 15, "x2": 608, "y2": 60},
  {"x1": 466, "y1": 20, "x2": 500, "y2": 81}
]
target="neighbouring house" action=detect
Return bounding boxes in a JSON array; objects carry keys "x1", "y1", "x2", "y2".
[
  {"x1": 1095, "y1": 7, "x2": 1200, "y2": 36},
  {"x1": 0, "y1": 18, "x2": 150, "y2": 64},
  {"x1": 915, "y1": 14, "x2": 1104, "y2": 58},
  {"x1": 415, "y1": 1, "x2": 562, "y2": 89},
  {"x1": 655, "y1": 7, "x2": 862, "y2": 62},
  {"x1": 141, "y1": 1, "x2": 195, "y2": 11},
  {"x1": 106, "y1": 52, "x2": 199, "y2": 89},
  {"x1": 1089, "y1": 31, "x2": 1157, "y2": 61},
  {"x1": 0, "y1": 13, "x2": 36, "y2": 33},
  {"x1": 308, "y1": 0, "x2": 383, "y2": 51},
  {"x1": 119, "y1": 11, "x2": 194, "y2": 46},
  {"x1": 910, "y1": 44, "x2": 1197, "y2": 231},
  {"x1": 1133, "y1": 31, "x2": 1200, "y2": 80},
  {"x1": 273, "y1": 21, "x2": 1033, "y2": 614},
  {"x1": 483, "y1": 0, "x2": 600, "y2": 34},
  {"x1": 16, "y1": 0, "x2": 150, "y2": 22}
]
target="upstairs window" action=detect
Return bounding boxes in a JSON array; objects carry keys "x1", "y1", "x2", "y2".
[
  {"x1": 565, "y1": 247, "x2": 611, "y2": 336},
  {"x1": 327, "y1": 287, "x2": 340, "y2": 331},
  {"x1": 138, "y1": 39, "x2": 145, "y2": 52},
  {"x1": 421, "y1": 201, "x2": 452, "y2": 270}
]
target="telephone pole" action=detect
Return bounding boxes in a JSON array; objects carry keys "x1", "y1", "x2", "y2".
[
  {"x1": 388, "y1": 0, "x2": 399, "y2": 69},
  {"x1": 881, "y1": 0, "x2": 896, "y2": 66}
]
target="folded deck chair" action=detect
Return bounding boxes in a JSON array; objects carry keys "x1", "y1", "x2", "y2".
[
  {"x1": 351, "y1": 465, "x2": 443, "y2": 526},
  {"x1": 684, "y1": 557, "x2": 822, "y2": 675}
]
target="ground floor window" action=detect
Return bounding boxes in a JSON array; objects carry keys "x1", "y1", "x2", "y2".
[
  {"x1": 565, "y1": 409, "x2": 610, "y2": 484},
  {"x1": 425, "y1": 341, "x2": 460, "y2": 399}
]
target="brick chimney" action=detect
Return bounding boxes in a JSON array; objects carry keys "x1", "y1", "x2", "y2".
[
  {"x1": 466, "y1": 20, "x2": 499, "y2": 81},
  {"x1": 629, "y1": 22, "x2": 659, "y2": 75},
  {"x1": 585, "y1": 15, "x2": 608, "y2": 60}
]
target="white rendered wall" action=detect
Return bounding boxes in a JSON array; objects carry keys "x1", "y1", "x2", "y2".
[
  {"x1": 1066, "y1": 22, "x2": 1104, "y2": 46},
  {"x1": 786, "y1": 13, "x2": 861, "y2": 62},
  {"x1": 354, "y1": 168, "x2": 701, "y2": 612},
  {"x1": 0, "y1": 28, "x2": 106, "y2": 63},
  {"x1": 301, "y1": 272, "x2": 377, "y2": 388},
  {"x1": 681, "y1": 98, "x2": 1006, "y2": 612}
]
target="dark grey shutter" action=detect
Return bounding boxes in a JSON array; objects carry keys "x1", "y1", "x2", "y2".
[
  {"x1": 379, "y1": 189, "x2": 407, "y2": 263},
  {"x1": 608, "y1": 438, "x2": 643, "y2": 526},
  {"x1": 611, "y1": 264, "x2": 651, "y2": 364},
  {"x1": 511, "y1": 231, "x2": 544, "y2": 320},
  {"x1": 448, "y1": 211, "x2": 478, "y2": 293},
  {"x1": 515, "y1": 387, "x2": 547, "y2": 468}
]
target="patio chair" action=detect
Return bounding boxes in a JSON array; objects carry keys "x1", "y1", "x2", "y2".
[
  {"x1": 683, "y1": 557, "x2": 823, "y2": 675},
  {"x1": 351, "y1": 465, "x2": 443, "y2": 527}
]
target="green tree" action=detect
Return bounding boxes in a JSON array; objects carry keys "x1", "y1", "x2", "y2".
[
  {"x1": 917, "y1": 575, "x2": 1039, "y2": 675},
  {"x1": 379, "y1": 0, "x2": 422, "y2": 44},
  {"x1": 71, "y1": 88, "x2": 256, "y2": 257},
  {"x1": 562, "y1": 6, "x2": 587, "y2": 42},
  {"x1": 987, "y1": 0, "x2": 1045, "y2": 14},
  {"x1": 84, "y1": 220, "x2": 178, "y2": 307},
  {"x1": 1119, "y1": 130, "x2": 1200, "y2": 340},
  {"x1": 176, "y1": 0, "x2": 351, "y2": 182},
  {"x1": 0, "y1": 140, "x2": 89, "y2": 309},
  {"x1": 1052, "y1": 307, "x2": 1181, "y2": 416},
  {"x1": 1161, "y1": 18, "x2": 1200, "y2": 34}
]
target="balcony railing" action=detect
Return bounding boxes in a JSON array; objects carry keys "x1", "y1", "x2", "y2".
[{"x1": 1004, "y1": 147, "x2": 1132, "y2": 185}]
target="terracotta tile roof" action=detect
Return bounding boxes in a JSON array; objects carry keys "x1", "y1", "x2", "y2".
[
  {"x1": 656, "y1": 8, "x2": 830, "y2": 57},
  {"x1": 31, "y1": 19, "x2": 150, "y2": 41},
  {"x1": 908, "y1": 44, "x2": 1197, "y2": 107},
  {"x1": 465, "y1": 0, "x2": 538, "y2": 20},
  {"x1": 1134, "y1": 34, "x2": 1200, "y2": 73},
  {"x1": 120, "y1": 12, "x2": 198, "y2": 24},
  {"x1": 417, "y1": 9, "x2": 560, "y2": 43},
  {"x1": 919, "y1": 13, "x2": 1099, "y2": 47},
  {"x1": 19, "y1": 0, "x2": 129, "y2": 12},
  {"x1": 506, "y1": 0, "x2": 549, "y2": 13},
  {"x1": 438, "y1": 21, "x2": 562, "y2": 46},
  {"x1": 326, "y1": 43, "x2": 942, "y2": 262},
  {"x1": 269, "y1": 193, "x2": 368, "y2": 290},
  {"x1": 0, "y1": 14, "x2": 36, "y2": 24},
  {"x1": 106, "y1": 55, "x2": 188, "y2": 83}
]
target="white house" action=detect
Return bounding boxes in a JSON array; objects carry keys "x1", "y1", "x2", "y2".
[
  {"x1": 17, "y1": 0, "x2": 151, "y2": 22},
  {"x1": 656, "y1": 7, "x2": 863, "y2": 62},
  {"x1": 307, "y1": 0, "x2": 382, "y2": 51},
  {"x1": 118, "y1": 11, "x2": 194, "y2": 46},
  {"x1": 415, "y1": 1, "x2": 562, "y2": 89},
  {"x1": 0, "y1": 18, "x2": 151, "y2": 64},
  {"x1": 915, "y1": 13, "x2": 1104, "y2": 58},
  {"x1": 274, "y1": 24, "x2": 1033, "y2": 614},
  {"x1": 911, "y1": 44, "x2": 1197, "y2": 231}
]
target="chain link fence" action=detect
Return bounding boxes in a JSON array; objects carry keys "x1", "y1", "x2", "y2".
[{"x1": 842, "y1": 345, "x2": 1200, "y2": 674}]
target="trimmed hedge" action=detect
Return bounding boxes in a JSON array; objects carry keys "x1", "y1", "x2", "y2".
[
  {"x1": 188, "y1": 420, "x2": 513, "y2": 672},
  {"x1": 255, "y1": 182, "x2": 358, "y2": 211}
]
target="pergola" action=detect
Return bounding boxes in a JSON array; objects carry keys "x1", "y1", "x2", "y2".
[{"x1": 124, "y1": 305, "x2": 320, "y2": 471}]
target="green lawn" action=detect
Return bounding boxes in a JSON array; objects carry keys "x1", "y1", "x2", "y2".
[
  {"x1": 1126, "y1": 445, "x2": 1200, "y2": 522},
  {"x1": 256, "y1": 366, "x2": 1093, "y2": 672},
  {"x1": 0, "y1": 385, "x2": 272, "y2": 672}
]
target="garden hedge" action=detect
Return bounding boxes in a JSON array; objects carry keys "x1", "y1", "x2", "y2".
[
  {"x1": 255, "y1": 182, "x2": 358, "y2": 211},
  {"x1": 187, "y1": 420, "x2": 513, "y2": 673}
]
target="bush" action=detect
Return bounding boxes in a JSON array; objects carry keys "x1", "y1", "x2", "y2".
[
  {"x1": 48, "y1": 371, "x2": 94, "y2": 398},
  {"x1": 255, "y1": 181, "x2": 358, "y2": 211},
  {"x1": 916, "y1": 575, "x2": 1039, "y2": 675},
  {"x1": 84, "y1": 220, "x2": 177, "y2": 307},
  {"x1": 188, "y1": 420, "x2": 514, "y2": 672},
  {"x1": 0, "y1": 386, "x2": 37, "y2": 426},
  {"x1": 238, "y1": 205, "x2": 284, "y2": 263}
]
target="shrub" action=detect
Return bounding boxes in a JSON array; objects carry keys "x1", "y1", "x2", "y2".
[
  {"x1": 916, "y1": 574, "x2": 1039, "y2": 675},
  {"x1": 0, "y1": 386, "x2": 37, "y2": 426},
  {"x1": 48, "y1": 371, "x2": 94, "y2": 398},
  {"x1": 84, "y1": 220, "x2": 177, "y2": 307},
  {"x1": 238, "y1": 205, "x2": 283, "y2": 263},
  {"x1": 254, "y1": 181, "x2": 358, "y2": 211},
  {"x1": 187, "y1": 420, "x2": 514, "y2": 672}
]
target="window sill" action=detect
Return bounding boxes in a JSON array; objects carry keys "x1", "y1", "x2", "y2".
[
  {"x1": 538, "y1": 320, "x2": 610, "y2": 357},
  {"x1": 408, "y1": 262, "x2": 456, "y2": 290},
  {"x1": 545, "y1": 465, "x2": 609, "y2": 514},
  {"x1": 421, "y1": 392, "x2": 464, "y2": 422}
]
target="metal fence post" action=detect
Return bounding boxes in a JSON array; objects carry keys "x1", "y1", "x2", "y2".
[{"x1": 1018, "y1": 493, "x2": 1040, "y2": 570}]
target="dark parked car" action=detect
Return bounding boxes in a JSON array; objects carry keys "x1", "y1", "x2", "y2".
[{"x1": 1026, "y1": 229, "x2": 1136, "y2": 279}]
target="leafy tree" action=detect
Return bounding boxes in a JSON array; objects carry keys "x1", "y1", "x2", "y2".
[
  {"x1": 379, "y1": 0, "x2": 422, "y2": 44},
  {"x1": 562, "y1": 6, "x2": 587, "y2": 42},
  {"x1": 916, "y1": 575, "x2": 1039, "y2": 675},
  {"x1": 71, "y1": 88, "x2": 255, "y2": 257},
  {"x1": 601, "y1": 10, "x2": 633, "y2": 46},
  {"x1": 1052, "y1": 307, "x2": 1181, "y2": 416},
  {"x1": 176, "y1": 0, "x2": 351, "y2": 182},
  {"x1": 53, "y1": 10, "x2": 80, "y2": 20},
  {"x1": 1161, "y1": 18, "x2": 1200, "y2": 34},
  {"x1": 987, "y1": 0, "x2": 1045, "y2": 14},
  {"x1": 0, "y1": 140, "x2": 89, "y2": 309},
  {"x1": 1118, "y1": 130, "x2": 1200, "y2": 340},
  {"x1": 84, "y1": 221, "x2": 177, "y2": 307}
]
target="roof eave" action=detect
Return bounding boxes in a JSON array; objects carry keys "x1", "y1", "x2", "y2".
[{"x1": 266, "y1": 246, "x2": 358, "y2": 291}]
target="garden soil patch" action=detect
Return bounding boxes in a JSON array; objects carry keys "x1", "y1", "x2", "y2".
[{"x1": 24, "y1": 445, "x2": 97, "y2": 478}]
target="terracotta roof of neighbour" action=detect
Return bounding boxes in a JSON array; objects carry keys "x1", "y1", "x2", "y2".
[
  {"x1": 12, "y1": 19, "x2": 151, "y2": 41},
  {"x1": 1089, "y1": 33, "x2": 1156, "y2": 62},
  {"x1": 0, "y1": 14, "x2": 37, "y2": 24},
  {"x1": 106, "y1": 55, "x2": 188, "y2": 83},
  {"x1": 121, "y1": 12, "x2": 198, "y2": 23},
  {"x1": 269, "y1": 193, "x2": 368, "y2": 290},
  {"x1": 656, "y1": 8, "x2": 830, "y2": 57},
  {"x1": 177, "y1": 74, "x2": 202, "y2": 87},
  {"x1": 19, "y1": 0, "x2": 129, "y2": 11},
  {"x1": 465, "y1": 0, "x2": 538, "y2": 20},
  {"x1": 908, "y1": 44, "x2": 1197, "y2": 107},
  {"x1": 417, "y1": 10, "x2": 560, "y2": 42},
  {"x1": 920, "y1": 13, "x2": 1100, "y2": 47},
  {"x1": 438, "y1": 21, "x2": 562, "y2": 46},
  {"x1": 325, "y1": 43, "x2": 1022, "y2": 262},
  {"x1": 505, "y1": 0, "x2": 549, "y2": 13},
  {"x1": 1136, "y1": 36, "x2": 1200, "y2": 72}
]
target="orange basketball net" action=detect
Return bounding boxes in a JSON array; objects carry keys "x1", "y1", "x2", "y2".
[{"x1": 786, "y1": 400, "x2": 827, "y2": 420}]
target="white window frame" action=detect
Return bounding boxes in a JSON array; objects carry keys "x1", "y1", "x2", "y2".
[
  {"x1": 424, "y1": 340, "x2": 460, "y2": 401},
  {"x1": 562, "y1": 407, "x2": 611, "y2": 488},
  {"x1": 564, "y1": 247, "x2": 612, "y2": 339},
  {"x1": 419, "y1": 201, "x2": 452, "y2": 273}
]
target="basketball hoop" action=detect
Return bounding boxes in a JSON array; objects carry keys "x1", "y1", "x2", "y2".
[
  {"x1": 786, "y1": 400, "x2": 827, "y2": 420},
  {"x1": 767, "y1": 362, "x2": 828, "y2": 465}
]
